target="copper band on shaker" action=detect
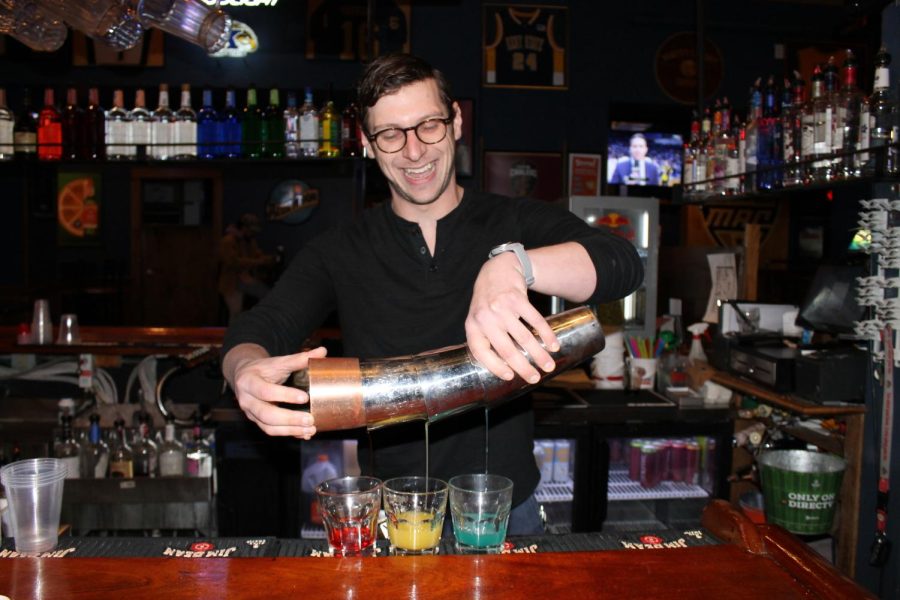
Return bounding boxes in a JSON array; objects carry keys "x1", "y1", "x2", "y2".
[{"x1": 307, "y1": 357, "x2": 365, "y2": 430}]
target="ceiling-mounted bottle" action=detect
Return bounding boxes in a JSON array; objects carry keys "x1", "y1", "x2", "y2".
[
  {"x1": 34, "y1": 0, "x2": 144, "y2": 51},
  {"x1": 0, "y1": 1, "x2": 68, "y2": 52}
]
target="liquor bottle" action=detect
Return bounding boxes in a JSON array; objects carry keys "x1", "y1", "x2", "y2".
[
  {"x1": 812, "y1": 60, "x2": 837, "y2": 181},
  {"x1": 37, "y1": 87, "x2": 63, "y2": 161},
  {"x1": 185, "y1": 414, "x2": 213, "y2": 478},
  {"x1": 80, "y1": 413, "x2": 109, "y2": 479},
  {"x1": 197, "y1": 88, "x2": 218, "y2": 160},
  {"x1": 341, "y1": 101, "x2": 361, "y2": 157},
  {"x1": 13, "y1": 87, "x2": 38, "y2": 160},
  {"x1": 261, "y1": 88, "x2": 284, "y2": 158},
  {"x1": 106, "y1": 89, "x2": 134, "y2": 160},
  {"x1": 682, "y1": 113, "x2": 699, "y2": 192},
  {"x1": 130, "y1": 89, "x2": 153, "y2": 160},
  {"x1": 833, "y1": 50, "x2": 866, "y2": 178},
  {"x1": 284, "y1": 91, "x2": 300, "y2": 159},
  {"x1": 85, "y1": 87, "x2": 106, "y2": 160},
  {"x1": 713, "y1": 98, "x2": 736, "y2": 194},
  {"x1": 725, "y1": 113, "x2": 742, "y2": 194},
  {"x1": 694, "y1": 108, "x2": 711, "y2": 194},
  {"x1": 318, "y1": 99, "x2": 340, "y2": 158},
  {"x1": 151, "y1": 84, "x2": 176, "y2": 160},
  {"x1": 242, "y1": 87, "x2": 262, "y2": 159},
  {"x1": 61, "y1": 87, "x2": 86, "y2": 160},
  {"x1": 219, "y1": 88, "x2": 242, "y2": 159},
  {"x1": 822, "y1": 56, "x2": 840, "y2": 180},
  {"x1": 0, "y1": 88, "x2": 15, "y2": 160},
  {"x1": 299, "y1": 87, "x2": 319, "y2": 158},
  {"x1": 782, "y1": 74, "x2": 806, "y2": 186},
  {"x1": 865, "y1": 46, "x2": 897, "y2": 176},
  {"x1": 174, "y1": 84, "x2": 197, "y2": 159},
  {"x1": 132, "y1": 412, "x2": 158, "y2": 477},
  {"x1": 54, "y1": 415, "x2": 81, "y2": 479},
  {"x1": 743, "y1": 79, "x2": 762, "y2": 192},
  {"x1": 757, "y1": 76, "x2": 781, "y2": 190},
  {"x1": 157, "y1": 414, "x2": 186, "y2": 477},
  {"x1": 108, "y1": 418, "x2": 134, "y2": 478},
  {"x1": 801, "y1": 66, "x2": 823, "y2": 183}
]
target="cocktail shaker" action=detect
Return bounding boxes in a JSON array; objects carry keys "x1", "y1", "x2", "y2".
[{"x1": 291, "y1": 306, "x2": 605, "y2": 432}]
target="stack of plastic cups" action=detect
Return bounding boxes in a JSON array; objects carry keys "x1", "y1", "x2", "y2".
[
  {"x1": 0, "y1": 458, "x2": 67, "y2": 553},
  {"x1": 591, "y1": 330, "x2": 626, "y2": 389}
]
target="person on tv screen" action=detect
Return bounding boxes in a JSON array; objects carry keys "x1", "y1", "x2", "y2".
[{"x1": 609, "y1": 133, "x2": 660, "y2": 186}]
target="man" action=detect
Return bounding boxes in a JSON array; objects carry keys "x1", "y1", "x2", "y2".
[
  {"x1": 609, "y1": 133, "x2": 660, "y2": 186},
  {"x1": 221, "y1": 53, "x2": 642, "y2": 534},
  {"x1": 217, "y1": 213, "x2": 276, "y2": 323}
]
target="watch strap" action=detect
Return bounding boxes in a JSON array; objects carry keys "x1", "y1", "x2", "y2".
[{"x1": 489, "y1": 242, "x2": 535, "y2": 287}]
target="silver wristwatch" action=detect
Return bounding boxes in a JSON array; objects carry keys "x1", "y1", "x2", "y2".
[{"x1": 488, "y1": 242, "x2": 534, "y2": 288}]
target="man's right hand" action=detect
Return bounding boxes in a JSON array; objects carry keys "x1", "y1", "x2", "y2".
[{"x1": 224, "y1": 344, "x2": 328, "y2": 439}]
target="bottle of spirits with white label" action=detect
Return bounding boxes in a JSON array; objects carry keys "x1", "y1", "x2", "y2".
[
  {"x1": 743, "y1": 79, "x2": 762, "y2": 192},
  {"x1": 299, "y1": 87, "x2": 319, "y2": 157},
  {"x1": 158, "y1": 413, "x2": 186, "y2": 477},
  {"x1": 174, "y1": 84, "x2": 197, "y2": 159},
  {"x1": 0, "y1": 88, "x2": 16, "y2": 161},
  {"x1": 835, "y1": 50, "x2": 865, "y2": 178},
  {"x1": 284, "y1": 91, "x2": 300, "y2": 159},
  {"x1": 14, "y1": 87, "x2": 38, "y2": 160},
  {"x1": 106, "y1": 89, "x2": 134, "y2": 160},
  {"x1": 809, "y1": 64, "x2": 833, "y2": 182},
  {"x1": 682, "y1": 113, "x2": 698, "y2": 193},
  {"x1": 151, "y1": 84, "x2": 175, "y2": 160},
  {"x1": 865, "y1": 46, "x2": 896, "y2": 176},
  {"x1": 782, "y1": 74, "x2": 805, "y2": 186},
  {"x1": 130, "y1": 89, "x2": 152, "y2": 160}
]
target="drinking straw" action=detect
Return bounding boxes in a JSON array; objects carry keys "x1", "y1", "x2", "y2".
[{"x1": 654, "y1": 338, "x2": 665, "y2": 357}]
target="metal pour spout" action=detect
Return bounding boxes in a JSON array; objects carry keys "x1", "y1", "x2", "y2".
[{"x1": 290, "y1": 306, "x2": 605, "y2": 432}]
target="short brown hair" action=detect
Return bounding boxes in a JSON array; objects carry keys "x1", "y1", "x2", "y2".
[{"x1": 356, "y1": 53, "x2": 454, "y2": 133}]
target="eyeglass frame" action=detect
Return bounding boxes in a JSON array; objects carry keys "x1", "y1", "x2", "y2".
[{"x1": 364, "y1": 116, "x2": 454, "y2": 154}]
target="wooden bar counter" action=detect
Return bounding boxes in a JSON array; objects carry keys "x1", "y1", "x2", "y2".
[{"x1": 0, "y1": 501, "x2": 874, "y2": 599}]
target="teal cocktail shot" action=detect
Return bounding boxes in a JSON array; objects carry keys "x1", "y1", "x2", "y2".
[{"x1": 448, "y1": 473, "x2": 513, "y2": 554}]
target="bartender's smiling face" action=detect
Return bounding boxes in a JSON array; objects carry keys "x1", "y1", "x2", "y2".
[{"x1": 363, "y1": 78, "x2": 462, "y2": 211}]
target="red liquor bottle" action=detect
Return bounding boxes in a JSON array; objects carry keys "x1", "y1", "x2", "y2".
[{"x1": 37, "y1": 87, "x2": 62, "y2": 161}]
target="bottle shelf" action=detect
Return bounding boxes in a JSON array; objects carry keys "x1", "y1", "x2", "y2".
[{"x1": 607, "y1": 468, "x2": 709, "y2": 502}]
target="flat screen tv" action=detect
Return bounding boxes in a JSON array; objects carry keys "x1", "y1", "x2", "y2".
[{"x1": 606, "y1": 130, "x2": 683, "y2": 188}]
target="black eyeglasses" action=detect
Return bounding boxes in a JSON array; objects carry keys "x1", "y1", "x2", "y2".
[{"x1": 366, "y1": 117, "x2": 453, "y2": 154}]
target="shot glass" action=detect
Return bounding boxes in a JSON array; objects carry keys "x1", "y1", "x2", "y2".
[
  {"x1": 449, "y1": 473, "x2": 513, "y2": 554},
  {"x1": 315, "y1": 476, "x2": 382, "y2": 557},
  {"x1": 383, "y1": 476, "x2": 448, "y2": 556}
]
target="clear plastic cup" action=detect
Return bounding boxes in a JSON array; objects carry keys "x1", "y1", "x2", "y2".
[
  {"x1": 0, "y1": 458, "x2": 67, "y2": 553},
  {"x1": 56, "y1": 313, "x2": 81, "y2": 344}
]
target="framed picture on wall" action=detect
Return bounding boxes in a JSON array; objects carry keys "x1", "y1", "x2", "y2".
[
  {"x1": 482, "y1": 3, "x2": 568, "y2": 89},
  {"x1": 567, "y1": 153, "x2": 603, "y2": 196},
  {"x1": 57, "y1": 172, "x2": 101, "y2": 246},
  {"x1": 455, "y1": 99, "x2": 475, "y2": 178},
  {"x1": 483, "y1": 151, "x2": 563, "y2": 202},
  {"x1": 306, "y1": 0, "x2": 411, "y2": 60}
]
